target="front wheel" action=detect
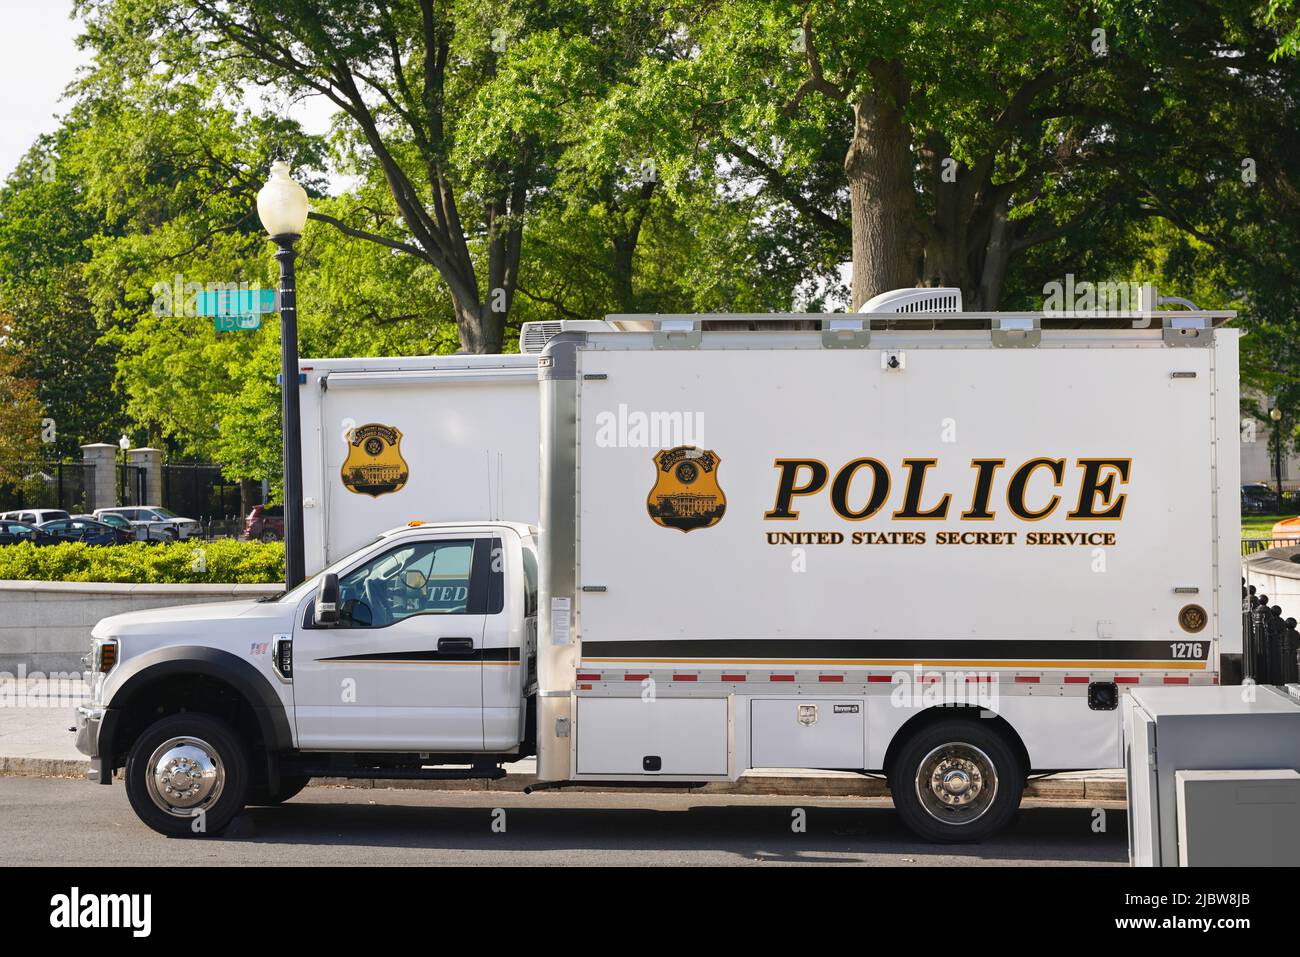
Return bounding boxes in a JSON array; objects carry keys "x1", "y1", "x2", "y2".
[
  {"x1": 124, "y1": 713, "x2": 250, "y2": 837},
  {"x1": 888, "y1": 718, "x2": 1024, "y2": 843}
]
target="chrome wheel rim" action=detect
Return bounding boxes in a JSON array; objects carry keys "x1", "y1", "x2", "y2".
[
  {"x1": 145, "y1": 736, "x2": 224, "y2": 818},
  {"x1": 915, "y1": 742, "x2": 998, "y2": 825}
]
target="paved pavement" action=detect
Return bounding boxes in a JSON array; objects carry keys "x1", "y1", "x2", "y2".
[{"x1": 0, "y1": 776, "x2": 1128, "y2": 866}]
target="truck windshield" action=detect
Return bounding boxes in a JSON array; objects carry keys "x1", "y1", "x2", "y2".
[{"x1": 261, "y1": 536, "x2": 386, "y2": 604}]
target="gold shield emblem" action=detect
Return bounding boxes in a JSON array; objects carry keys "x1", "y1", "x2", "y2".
[
  {"x1": 341, "y1": 423, "x2": 409, "y2": 497},
  {"x1": 647, "y1": 446, "x2": 726, "y2": 531}
]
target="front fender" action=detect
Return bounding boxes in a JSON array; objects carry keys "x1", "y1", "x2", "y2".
[{"x1": 97, "y1": 645, "x2": 293, "y2": 784}]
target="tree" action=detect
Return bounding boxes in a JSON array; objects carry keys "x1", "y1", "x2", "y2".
[
  {"x1": 0, "y1": 131, "x2": 127, "y2": 457},
  {"x1": 644, "y1": 0, "x2": 1128, "y2": 308},
  {"x1": 79, "y1": 0, "x2": 617, "y2": 353},
  {"x1": 0, "y1": 315, "x2": 45, "y2": 481}
]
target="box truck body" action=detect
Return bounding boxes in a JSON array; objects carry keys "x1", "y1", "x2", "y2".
[
  {"x1": 535, "y1": 316, "x2": 1241, "y2": 837},
  {"x1": 298, "y1": 354, "x2": 540, "y2": 574}
]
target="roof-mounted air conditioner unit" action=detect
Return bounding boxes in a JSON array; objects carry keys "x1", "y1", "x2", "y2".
[
  {"x1": 519, "y1": 320, "x2": 618, "y2": 354},
  {"x1": 858, "y1": 287, "x2": 963, "y2": 314},
  {"x1": 519, "y1": 321, "x2": 564, "y2": 354}
]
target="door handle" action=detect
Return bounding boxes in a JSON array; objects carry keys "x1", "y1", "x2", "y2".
[{"x1": 437, "y1": 637, "x2": 476, "y2": 654}]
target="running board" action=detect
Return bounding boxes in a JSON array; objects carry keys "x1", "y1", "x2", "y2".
[{"x1": 302, "y1": 765, "x2": 507, "y2": 782}]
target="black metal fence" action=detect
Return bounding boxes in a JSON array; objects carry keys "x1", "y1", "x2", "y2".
[
  {"x1": 0, "y1": 462, "x2": 96, "y2": 513},
  {"x1": 162, "y1": 463, "x2": 246, "y2": 523},
  {"x1": 1242, "y1": 537, "x2": 1300, "y2": 556},
  {"x1": 1243, "y1": 582, "x2": 1300, "y2": 684},
  {"x1": 117, "y1": 463, "x2": 146, "y2": 507}
]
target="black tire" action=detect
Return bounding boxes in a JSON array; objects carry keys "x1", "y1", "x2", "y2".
[
  {"x1": 246, "y1": 774, "x2": 310, "y2": 806},
  {"x1": 124, "y1": 713, "x2": 251, "y2": 838},
  {"x1": 888, "y1": 718, "x2": 1024, "y2": 844},
  {"x1": 259, "y1": 529, "x2": 281, "y2": 543}
]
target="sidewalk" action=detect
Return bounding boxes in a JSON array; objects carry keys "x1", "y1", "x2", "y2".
[{"x1": 0, "y1": 680, "x2": 1126, "y2": 802}]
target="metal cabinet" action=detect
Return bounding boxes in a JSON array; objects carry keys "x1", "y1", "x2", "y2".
[{"x1": 1124, "y1": 684, "x2": 1300, "y2": 866}]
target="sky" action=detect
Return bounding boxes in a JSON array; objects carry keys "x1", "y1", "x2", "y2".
[
  {"x1": 0, "y1": 0, "x2": 340, "y2": 185},
  {"x1": 0, "y1": 1, "x2": 90, "y2": 181}
]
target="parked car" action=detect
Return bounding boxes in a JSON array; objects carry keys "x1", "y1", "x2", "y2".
[
  {"x1": 0, "y1": 508, "x2": 71, "y2": 525},
  {"x1": 243, "y1": 504, "x2": 283, "y2": 542},
  {"x1": 0, "y1": 520, "x2": 58, "y2": 546},
  {"x1": 93, "y1": 506, "x2": 201, "y2": 542},
  {"x1": 38, "y1": 517, "x2": 133, "y2": 546},
  {"x1": 1242, "y1": 483, "x2": 1278, "y2": 515},
  {"x1": 73, "y1": 512, "x2": 137, "y2": 540}
]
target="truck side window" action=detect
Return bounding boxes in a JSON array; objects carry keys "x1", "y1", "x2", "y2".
[{"x1": 336, "y1": 539, "x2": 475, "y2": 628}]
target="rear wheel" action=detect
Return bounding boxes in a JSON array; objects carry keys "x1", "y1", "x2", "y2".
[
  {"x1": 124, "y1": 713, "x2": 250, "y2": 837},
  {"x1": 888, "y1": 718, "x2": 1024, "y2": 843}
]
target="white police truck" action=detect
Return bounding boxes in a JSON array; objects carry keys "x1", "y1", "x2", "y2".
[{"x1": 74, "y1": 295, "x2": 1241, "y2": 841}]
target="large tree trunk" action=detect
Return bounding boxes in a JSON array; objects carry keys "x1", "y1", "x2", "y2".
[
  {"x1": 611, "y1": 236, "x2": 636, "y2": 313},
  {"x1": 845, "y1": 63, "x2": 921, "y2": 308},
  {"x1": 975, "y1": 194, "x2": 1012, "y2": 310},
  {"x1": 454, "y1": 297, "x2": 505, "y2": 354}
]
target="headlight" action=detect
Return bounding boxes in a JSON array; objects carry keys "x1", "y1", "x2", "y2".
[{"x1": 91, "y1": 637, "x2": 118, "y2": 674}]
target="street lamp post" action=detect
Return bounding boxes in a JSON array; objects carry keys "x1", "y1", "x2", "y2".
[
  {"x1": 257, "y1": 161, "x2": 310, "y2": 589},
  {"x1": 1271, "y1": 406, "x2": 1285, "y2": 514},
  {"x1": 118, "y1": 434, "x2": 130, "y2": 506}
]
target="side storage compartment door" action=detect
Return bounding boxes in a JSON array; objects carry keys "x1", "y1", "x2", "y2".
[
  {"x1": 576, "y1": 698, "x2": 729, "y2": 775},
  {"x1": 751, "y1": 699, "x2": 865, "y2": 770}
]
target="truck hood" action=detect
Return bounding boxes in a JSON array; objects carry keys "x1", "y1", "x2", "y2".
[{"x1": 93, "y1": 597, "x2": 295, "y2": 637}]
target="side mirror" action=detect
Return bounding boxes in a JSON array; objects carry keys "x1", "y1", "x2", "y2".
[{"x1": 315, "y1": 572, "x2": 340, "y2": 625}]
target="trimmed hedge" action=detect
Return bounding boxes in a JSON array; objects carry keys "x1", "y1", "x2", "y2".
[{"x1": 0, "y1": 539, "x2": 284, "y2": 584}]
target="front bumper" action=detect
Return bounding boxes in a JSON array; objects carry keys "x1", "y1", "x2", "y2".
[{"x1": 73, "y1": 705, "x2": 107, "y2": 783}]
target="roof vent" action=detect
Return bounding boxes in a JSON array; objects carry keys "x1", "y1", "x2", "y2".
[
  {"x1": 858, "y1": 287, "x2": 962, "y2": 314},
  {"x1": 519, "y1": 321, "x2": 564, "y2": 354}
]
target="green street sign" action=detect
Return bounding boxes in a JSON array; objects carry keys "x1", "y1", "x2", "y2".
[
  {"x1": 195, "y1": 288, "x2": 277, "y2": 317},
  {"x1": 213, "y1": 314, "x2": 263, "y2": 332}
]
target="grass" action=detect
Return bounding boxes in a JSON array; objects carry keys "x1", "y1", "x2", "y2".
[{"x1": 1242, "y1": 514, "x2": 1300, "y2": 540}]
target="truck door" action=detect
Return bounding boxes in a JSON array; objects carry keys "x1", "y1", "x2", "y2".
[{"x1": 293, "y1": 535, "x2": 494, "y2": 751}]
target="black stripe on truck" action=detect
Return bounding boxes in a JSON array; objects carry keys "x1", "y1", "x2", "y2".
[
  {"x1": 579, "y1": 638, "x2": 1210, "y2": 662},
  {"x1": 318, "y1": 648, "x2": 521, "y2": 663}
]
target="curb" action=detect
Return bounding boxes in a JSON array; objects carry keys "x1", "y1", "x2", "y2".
[{"x1": 0, "y1": 756, "x2": 1128, "y2": 803}]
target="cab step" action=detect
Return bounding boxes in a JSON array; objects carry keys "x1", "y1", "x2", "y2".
[{"x1": 301, "y1": 765, "x2": 507, "y2": 782}]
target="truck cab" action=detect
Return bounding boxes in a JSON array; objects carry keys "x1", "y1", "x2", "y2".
[{"x1": 74, "y1": 522, "x2": 537, "y2": 836}]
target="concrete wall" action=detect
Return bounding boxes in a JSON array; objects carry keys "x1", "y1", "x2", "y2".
[
  {"x1": 127, "y1": 447, "x2": 163, "y2": 506},
  {"x1": 79, "y1": 444, "x2": 118, "y2": 512},
  {"x1": 0, "y1": 581, "x2": 281, "y2": 674},
  {"x1": 1244, "y1": 547, "x2": 1300, "y2": 624}
]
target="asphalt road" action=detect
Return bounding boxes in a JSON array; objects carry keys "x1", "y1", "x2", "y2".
[{"x1": 0, "y1": 777, "x2": 1126, "y2": 866}]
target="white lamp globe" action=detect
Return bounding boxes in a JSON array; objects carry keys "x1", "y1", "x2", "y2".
[{"x1": 257, "y1": 160, "x2": 309, "y2": 238}]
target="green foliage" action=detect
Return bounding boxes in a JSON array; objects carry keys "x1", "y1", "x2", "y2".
[
  {"x1": 0, "y1": 131, "x2": 126, "y2": 458},
  {"x1": 0, "y1": 0, "x2": 1294, "y2": 495},
  {"x1": 0, "y1": 539, "x2": 283, "y2": 584}
]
